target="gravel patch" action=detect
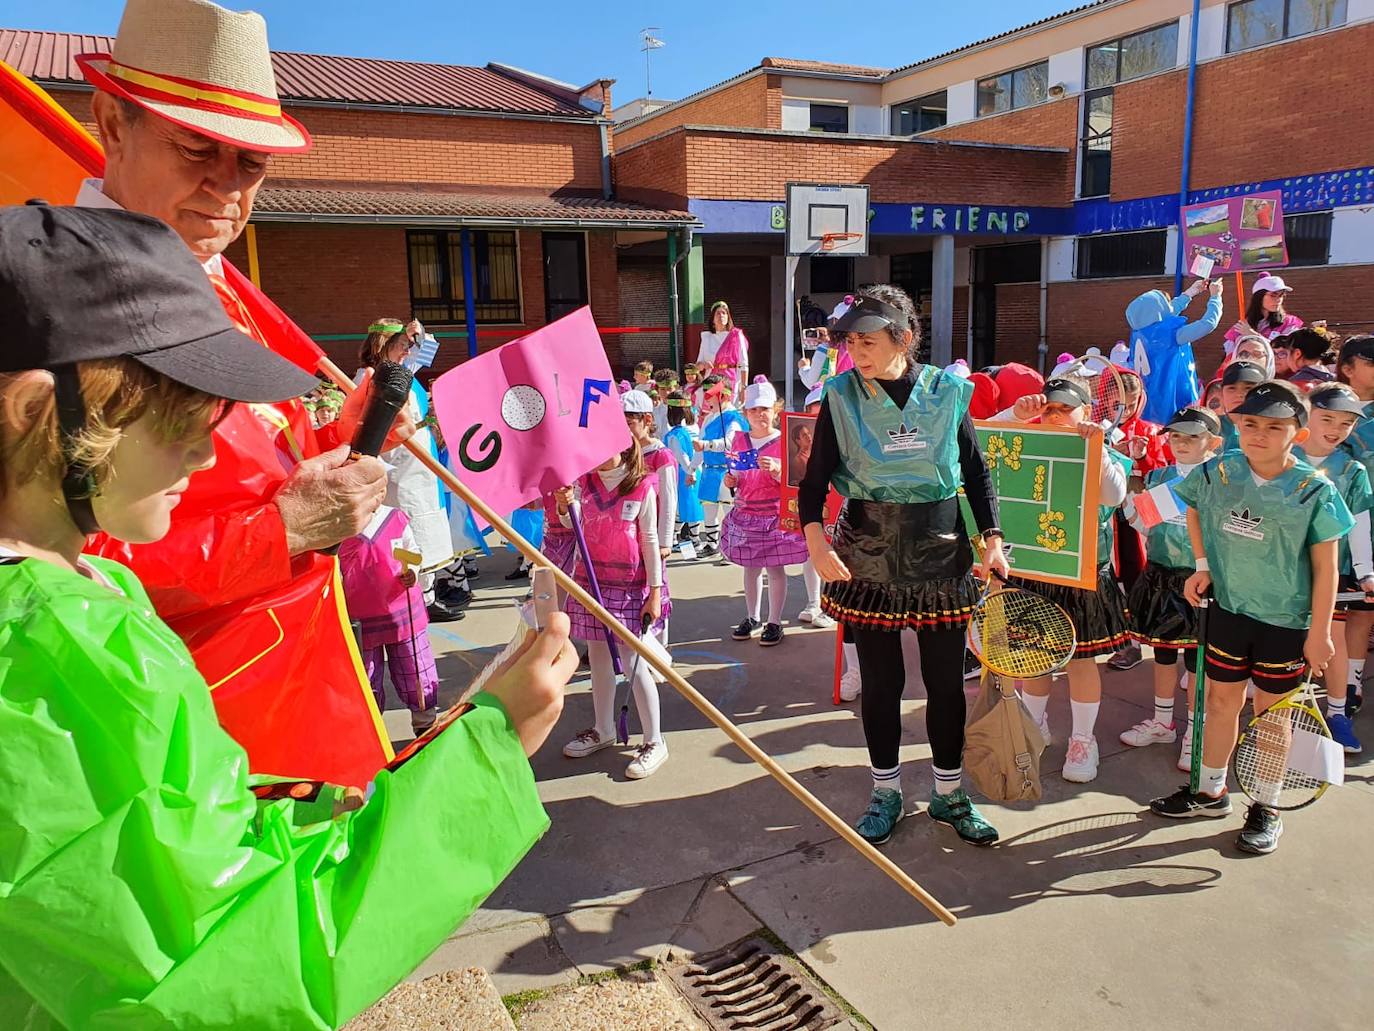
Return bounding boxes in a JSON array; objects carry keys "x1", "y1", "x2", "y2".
[
  {"x1": 345, "y1": 967, "x2": 515, "y2": 1030},
  {"x1": 513, "y1": 974, "x2": 702, "y2": 1031}
]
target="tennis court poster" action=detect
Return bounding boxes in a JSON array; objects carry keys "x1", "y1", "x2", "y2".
[{"x1": 962, "y1": 422, "x2": 1103, "y2": 590}]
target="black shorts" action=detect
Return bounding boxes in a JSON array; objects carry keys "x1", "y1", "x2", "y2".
[
  {"x1": 1333, "y1": 574, "x2": 1374, "y2": 621},
  {"x1": 1203, "y1": 604, "x2": 1306, "y2": 694}
]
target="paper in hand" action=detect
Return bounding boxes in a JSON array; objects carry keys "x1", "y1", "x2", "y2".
[{"x1": 1190, "y1": 253, "x2": 1216, "y2": 279}]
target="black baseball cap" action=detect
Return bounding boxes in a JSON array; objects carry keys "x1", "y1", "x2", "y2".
[
  {"x1": 1339, "y1": 335, "x2": 1374, "y2": 364},
  {"x1": 1164, "y1": 405, "x2": 1222, "y2": 437},
  {"x1": 831, "y1": 296, "x2": 911, "y2": 335},
  {"x1": 1231, "y1": 381, "x2": 1309, "y2": 426},
  {"x1": 1221, "y1": 360, "x2": 1266, "y2": 387},
  {"x1": 0, "y1": 203, "x2": 319, "y2": 402},
  {"x1": 1042, "y1": 377, "x2": 1090, "y2": 407},
  {"x1": 1308, "y1": 384, "x2": 1366, "y2": 415}
]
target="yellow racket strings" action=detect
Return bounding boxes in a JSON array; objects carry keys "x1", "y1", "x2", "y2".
[{"x1": 969, "y1": 589, "x2": 1076, "y2": 679}]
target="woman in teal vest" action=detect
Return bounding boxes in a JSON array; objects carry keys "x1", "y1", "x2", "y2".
[{"x1": 801, "y1": 286, "x2": 1009, "y2": 848}]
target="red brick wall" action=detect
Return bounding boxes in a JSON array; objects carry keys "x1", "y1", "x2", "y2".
[
  {"x1": 615, "y1": 73, "x2": 781, "y2": 149},
  {"x1": 926, "y1": 97, "x2": 1079, "y2": 200},
  {"x1": 50, "y1": 89, "x2": 605, "y2": 191},
  {"x1": 993, "y1": 283, "x2": 1042, "y2": 368},
  {"x1": 613, "y1": 130, "x2": 690, "y2": 208},
  {"x1": 1048, "y1": 264, "x2": 1374, "y2": 382},
  {"x1": 661, "y1": 128, "x2": 1069, "y2": 205},
  {"x1": 1111, "y1": 22, "x2": 1374, "y2": 200}
]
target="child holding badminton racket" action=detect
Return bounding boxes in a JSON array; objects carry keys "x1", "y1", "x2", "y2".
[
  {"x1": 558, "y1": 438, "x2": 671, "y2": 779},
  {"x1": 1122, "y1": 406, "x2": 1224, "y2": 769},
  {"x1": 996, "y1": 377, "x2": 1131, "y2": 782},
  {"x1": 1293, "y1": 383, "x2": 1374, "y2": 752},
  {"x1": 339, "y1": 507, "x2": 441, "y2": 734},
  {"x1": 1151, "y1": 381, "x2": 1352, "y2": 854},
  {"x1": 802, "y1": 286, "x2": 1009, "y2": 847},
  {"x1": 720, "y1": 378, "x2": 817, "y2": 646}
]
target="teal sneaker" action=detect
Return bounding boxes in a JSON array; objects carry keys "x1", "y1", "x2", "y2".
[
  {"x1": 928, "y1": 788, "x2": 999, "y2": 846},
  {"x1": 855, "y1": 787, "x2": 904, "y2": 845}
]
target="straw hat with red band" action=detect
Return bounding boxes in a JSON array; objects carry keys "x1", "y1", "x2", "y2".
[{"x1": 76, "y1": 0, "x2": 311, "y2": 154}]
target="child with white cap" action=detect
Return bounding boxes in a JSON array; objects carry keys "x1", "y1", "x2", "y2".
[{"x1": 720, "y1": 378, "x2": 816, "y2": 645}]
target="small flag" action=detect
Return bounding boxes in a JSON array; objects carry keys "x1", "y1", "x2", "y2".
[
  {"x1": 728, "y1": 448, "x2": 759, "y2": 471},
  {"x1": 406, "y1": 333, "x2": 440, "y2": 370},
  {"x1": 1129, "y1": 478, "x2": 1185, "y2": 530}
]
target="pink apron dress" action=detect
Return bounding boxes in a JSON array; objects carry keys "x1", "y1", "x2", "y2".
[{"x1": 720, "y1": 432, "x2": 810, "y2": 567}]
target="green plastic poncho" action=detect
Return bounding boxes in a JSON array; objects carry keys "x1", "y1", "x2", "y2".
[
  {"x1": 1142, "y1": 463, "x2": 1196, "y2": 570},
  {"x1": 0, "y1": 555, "x2": 548, "y2": 1029},
  {"x1": 1175, "y1": 453, "x2": 1354, "y2": 630},
  {"x1": 1295, "y1": 444, "x2": 1374, "y2": 576}
]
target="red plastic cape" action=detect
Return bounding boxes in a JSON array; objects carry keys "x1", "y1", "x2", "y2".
[{"x1": 1, "y1": 61, "x2": 392, "y2": 786}]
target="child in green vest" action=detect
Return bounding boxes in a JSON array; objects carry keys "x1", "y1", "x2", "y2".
[{"x1": 1152, "y1": 381, "x2": 1353, "y2": 855}]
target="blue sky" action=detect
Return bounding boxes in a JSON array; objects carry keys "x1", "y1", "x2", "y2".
[{"x1": 1, "y1": 1, "x2": 1072, "y2": 103}]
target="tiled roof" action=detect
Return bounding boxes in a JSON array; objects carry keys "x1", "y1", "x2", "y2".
[
  {"x1": 889, "y1": 1, "x2": 1116, "y2": 74},
  {"x1": 760, "y1": 57, "x2": 888, "y2": 78},
  {"x1": 252, "y1": 183, "x2": 695, "y2": 226},
  {"x1": 0, "y1": 28, "x2": 595, "y2": 117}
]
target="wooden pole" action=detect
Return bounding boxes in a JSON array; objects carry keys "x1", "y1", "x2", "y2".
[{"x1": 316, "y1": 356, "x2": 957, "y2": 926}]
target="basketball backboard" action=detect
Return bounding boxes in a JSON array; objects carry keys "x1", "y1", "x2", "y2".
[{"x1": 785, "y1": 182, "x2": 870, "y2": 257}]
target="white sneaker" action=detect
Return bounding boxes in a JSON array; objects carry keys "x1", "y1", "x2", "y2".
[
  {"x1": 1062, "y1": 733, "x2": 1099, "y2": 783},
  {"x1": 1036, "y1": 713, "x2": 1052, "y2": 747},
  {"x1": 1119, "y1": 718, "x2": 1178, "y2": 747},
  {"x1": 839, "y1": 669, "x2": 862, "y2": 701},
  {"x1": 626, "y1": 740, "x2": 668, "y2": 779},
  {"x1": 798, "y1": 605, "x2": 819, "y2": 623},
  {"x1": 563, "y1": 727, "x2": 617, "y2": 758},
  {"x1": 809, "y1": 610, "x2": 836, "y2": 629},
  {"x1": 1178, "y1": 735, "x2": 1194, "y2": 772}
]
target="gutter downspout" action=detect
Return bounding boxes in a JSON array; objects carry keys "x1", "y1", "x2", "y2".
[
  {"x1": 1038, "y1": 236, "x2": 1049, "y2": 375},
  {"x1": 598, "y1": 121, "x2": 612, "y2": 200},
  {"x1": 1174, "y1": 0, "x2": 1201, "y2": 295}
]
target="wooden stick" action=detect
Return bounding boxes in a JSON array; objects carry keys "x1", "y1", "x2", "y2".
[{"x1": 317, "y1": 356, "x2": 957, "y2": 926}]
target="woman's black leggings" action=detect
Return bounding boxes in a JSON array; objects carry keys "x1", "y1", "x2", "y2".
[{"x1": 851, "y1": 624, "x2": 966, "y2": 771}]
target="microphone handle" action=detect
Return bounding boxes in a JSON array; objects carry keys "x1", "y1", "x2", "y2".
[{"x1": 319, "y1": 393, "x2": 408, "y2": 556}]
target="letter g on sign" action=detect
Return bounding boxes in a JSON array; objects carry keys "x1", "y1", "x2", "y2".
[{"x1": 459, "y1": 423, "x2": 503, "y2": 472}]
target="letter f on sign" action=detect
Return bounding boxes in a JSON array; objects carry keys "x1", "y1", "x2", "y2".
[{"x1": 579, "y1": 378, "x2": 612, "y2": 428}]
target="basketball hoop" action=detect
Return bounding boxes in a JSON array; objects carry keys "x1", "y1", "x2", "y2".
[{"x1": 819, "y1": 231, "x2": 863, "y2": 252}]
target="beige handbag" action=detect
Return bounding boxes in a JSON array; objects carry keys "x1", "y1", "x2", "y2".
[{"x1": 963, "y1": 670, "x2": 1046, "y2": 803}]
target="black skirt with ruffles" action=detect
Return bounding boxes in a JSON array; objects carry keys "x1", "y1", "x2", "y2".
[
  {"x1": 1127, "y1": 561, "x2": 1197, "y2": 649},
  {"x1": 1014, "y1": 564, "x2": 1131, "y2": 659},
  {"x1": 820, "y1": 496, "x2": 979, "y2": 631}
]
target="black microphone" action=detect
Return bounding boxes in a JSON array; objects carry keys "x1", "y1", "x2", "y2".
[{"x1": 322, "y1": 360, "x2": 414, "y2": 554}]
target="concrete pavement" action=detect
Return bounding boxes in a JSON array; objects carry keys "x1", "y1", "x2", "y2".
[{"x1": 382, "y1": 552, "x2": 1374, "y2": 1030}]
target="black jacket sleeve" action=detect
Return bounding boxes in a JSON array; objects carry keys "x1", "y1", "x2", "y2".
[{"x1": 957, "y1": 413, "x2": 1000, "y2": 535}]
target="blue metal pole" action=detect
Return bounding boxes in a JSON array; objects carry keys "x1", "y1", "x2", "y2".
[
  {"x1": 460, "y1": 227, "x2": 478, "y2": 360},
  {"x1": 1174, "y1": 0, "x2": 1202, "y2": 295}
]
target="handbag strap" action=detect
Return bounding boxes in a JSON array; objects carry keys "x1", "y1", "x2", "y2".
[{"x1": 997, "y1": 677, "x2": 1036, "y2": 790}]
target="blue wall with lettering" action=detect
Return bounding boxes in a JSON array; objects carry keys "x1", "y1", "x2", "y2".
[{"x1": 687, "y1": 164, "x2": 1373, "y2": 241}]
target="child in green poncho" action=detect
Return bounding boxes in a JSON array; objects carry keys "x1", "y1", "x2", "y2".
[{"x1": 0, "y1": 205, "x2": 574, "y2": 1029}]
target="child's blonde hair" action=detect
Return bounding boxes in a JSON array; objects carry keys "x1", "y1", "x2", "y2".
[{"x1": 0, "y1": 359, "x2": 225, "y2": 500}]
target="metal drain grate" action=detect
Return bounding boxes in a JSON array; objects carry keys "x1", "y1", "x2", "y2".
[{"x1": 663, "y1": 936, "x2": 847, "y2": 1031}]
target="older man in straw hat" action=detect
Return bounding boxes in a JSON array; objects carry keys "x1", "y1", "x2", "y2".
[{"x1": 73, "y1": 2, "x2": 560, "y2": 789}]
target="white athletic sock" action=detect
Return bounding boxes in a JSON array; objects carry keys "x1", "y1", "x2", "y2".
[
  {"x1": 1198, "y1": 763, "x2": 1227, "y2": 798},
  {"x1": 1349, "y1": 659, "x2": 1364, "y2": 689},
  {"x1": 1328, "y1": 696, "x2": 1347, "y2": 718},
  {"x1": 1070, "y1": 700, "x2": 1100, "y2": 739},
  {"x1": 1153, "y1": 697, "x2": 1175, "y2": 727},
  {"x1": 1182, "y1": 710, "x2": 1195, "y2": 741},
  {"x1": 872, "y1": 764, "x2": 902, "y2": 794},
  {"x1": 1021, "y1": 691, "x2": 1050, "y2": 724},
  {"x1": 765, "y1": 564, "x2": 788, "y2": 625},
  {"x1": 743, "y1": 566, "x2": 764, "y2": 621},
  {"x1": 803, "y1": 560, "x2": 822, "y2": 609},
  {"x1": 843, "y1": 642, "x2": 859, "y2": 673},
  {"x1": 1254, "y1": 780, "x2": 1282, "y2": 808},
  {"x1": 932, "y1": 765, "x2": 962, "y2": 795}
]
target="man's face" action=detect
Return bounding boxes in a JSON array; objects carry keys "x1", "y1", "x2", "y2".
[{"x1": 96, "y1": 94, "x2": 269, "y2": 261}]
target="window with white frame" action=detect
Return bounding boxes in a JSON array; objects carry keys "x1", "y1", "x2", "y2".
[
  {"x1": 976, "y1": 61, "x2": 1049, "y2": 117},
  {"x1": 1081, "y1": 21, "x2": 1179, "y2": 197},
  {"x1": 1226, "y1": 0, "x2": 1346, "y2": 52}
]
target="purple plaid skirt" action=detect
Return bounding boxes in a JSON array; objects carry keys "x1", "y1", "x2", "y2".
[
  {"x1": 566, "y1": 581, "x2": 671, "y2": 642},
  {"x1": 721, "y1": 508, "x2": 809, "y2": 568},
  {"x1": 543, "y1": 527, "x2": 575, "y2": 573}
]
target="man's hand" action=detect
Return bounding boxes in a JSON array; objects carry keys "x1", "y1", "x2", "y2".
[
  {"x1": 275, "y1": 444, "x2": 388, "y2": 554},
  {"x1": 482, "y1": 612, "x2": 577, "y2": 756},
  {"x1": 1304, "y1": 629, "x2": 1335, "y2": 675},
  {"x1": 1013, "y1": 394, "x2": 1047, "y2": 421},
  {"x1": 333, "y1": 368, "x2": 417, "y2": 452}
]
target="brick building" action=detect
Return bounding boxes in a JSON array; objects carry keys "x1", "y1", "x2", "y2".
[
  {"x1": 2, "y1": 29, "x2": 696, "y2": 378},
  {"x1": 615, "y1": 0, "x2": 1374, "y2": 387}
]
